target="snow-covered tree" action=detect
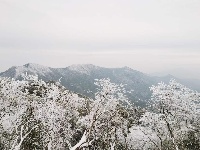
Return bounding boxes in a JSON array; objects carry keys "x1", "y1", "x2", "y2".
[
  {"x1": 0, "y1": 75, "x2": 87, "y2": 150},
  {"x1": 140, "y1": 79, "x2": 200, "y2": 150},
  {"x1": 0, "y1": 75, "x2": 141, "y2": 150},
  {"x1": 0, "y1": 77, "x2": 40, "y2": 150},
  {"x1": 71, "y1": 78, "x2": 137, "y2": 150},
  {"x1": 4, "y1": 74, "x2": 199, "y2": 150}
]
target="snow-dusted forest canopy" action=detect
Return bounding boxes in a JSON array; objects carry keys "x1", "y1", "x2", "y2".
[{"x1": 0, "y1": 74, "x2": 199, "y2": 150}]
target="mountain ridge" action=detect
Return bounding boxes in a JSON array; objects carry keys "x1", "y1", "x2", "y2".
[{"x1": 1, "y1": 63, "x2": 199, "y2": 107}]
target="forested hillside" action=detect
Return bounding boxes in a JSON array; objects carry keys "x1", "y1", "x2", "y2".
[{"x1": 0, "y1": 74, "x2": 199, "y2": 150}]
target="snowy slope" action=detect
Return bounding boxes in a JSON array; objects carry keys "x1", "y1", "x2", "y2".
[{"x1": 68, "y1": 64, "x2": 100, "y2": 75}]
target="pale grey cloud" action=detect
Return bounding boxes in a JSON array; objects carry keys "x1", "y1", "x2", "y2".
[{"x1": 0, "y1": 0, "x2": 200, "y2": 78}]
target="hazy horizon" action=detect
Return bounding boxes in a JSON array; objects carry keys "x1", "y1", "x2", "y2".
[{"x1": 1, "y1": 0, "x2": 200, "y2": 79}]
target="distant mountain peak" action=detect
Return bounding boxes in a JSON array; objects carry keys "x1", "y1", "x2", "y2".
[
  {"x1": 23, "y1": 63, "x2": 48, "y2": 69},
  {"x1": 6, "y1": 63, "x2": 52, "y2": 77},
  {"x1": 68, "y1": 64, "x2": 100, "y2": 75},
  {"x1": 122, "y1": 66, "x2": 133, "y2": 70}
]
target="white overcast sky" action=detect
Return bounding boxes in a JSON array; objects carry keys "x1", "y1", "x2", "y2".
[{"x1": 0, "y1": 0, "x2": 200, "y2": 78}]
